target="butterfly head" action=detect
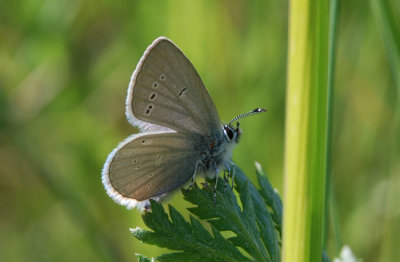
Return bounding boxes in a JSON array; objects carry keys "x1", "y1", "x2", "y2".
[
  {"x1": 223, "y1": 108, "x2": 266, "y2": 143},
  {"x1": 223, "y1": 122, "x2": 241, "y2": 143}
]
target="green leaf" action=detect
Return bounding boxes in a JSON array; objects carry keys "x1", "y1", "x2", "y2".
[
  {"x1": 254, "y1": 162, "x2": 283, "y2": 235},
  {"x1": 131, "y1": 199, "x2": 250, "y2": 262},
  {"x1": 131, "y1": 163, "x2": 330, "y2": 262},
  {"x1": 234, "y1": 165, "x2": 280, "y2": 261},
  {"x1": 184, "y1": 178, "x2": 270, "y2": 262}
]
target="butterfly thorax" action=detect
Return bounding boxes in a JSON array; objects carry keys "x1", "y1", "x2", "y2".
[{"x1": 196, "y1": 123, "x2": 241, "y2": 179}]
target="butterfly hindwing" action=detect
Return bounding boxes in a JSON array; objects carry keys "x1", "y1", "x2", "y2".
[{"x1": 102, "y1": 132, "x2": 198, "y2": 207}]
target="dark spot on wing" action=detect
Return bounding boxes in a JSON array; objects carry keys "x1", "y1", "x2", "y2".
[
  {"x1": 178, "y1": 88, "x2": 187, "y2": 97},
  {"x1": 149, "y1": 92, "x2": 157, "y2": 100},
  {"x1": 160, "y1": 74, "x2": 165, "y2": 80},
  {"x1": 145, "y1": 104, "x2": 153, "y2": 115}
]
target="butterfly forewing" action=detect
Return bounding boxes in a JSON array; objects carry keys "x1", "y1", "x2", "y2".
[
  {"x1": 128, "y1": 37, "x2": 221, "y2": 135},
  {"x1": 105, "y1": 132, "x2": 198, "y2": 201}
]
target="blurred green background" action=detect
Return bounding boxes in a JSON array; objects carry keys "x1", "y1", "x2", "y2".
[{"x1": 0, "y1": 0, "x2": 399, "y2": 261}]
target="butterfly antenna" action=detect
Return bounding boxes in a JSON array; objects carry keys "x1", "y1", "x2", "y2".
[{"x1": 228, "y1": 108, "x2": 267, "y2": 126}]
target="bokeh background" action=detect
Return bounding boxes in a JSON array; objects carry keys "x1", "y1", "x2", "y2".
[{"x1": 0, "y1": 0, "x2": 399, "y2": 261}]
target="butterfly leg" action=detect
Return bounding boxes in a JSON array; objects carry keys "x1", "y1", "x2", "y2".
[
  {"x1": 213, "y1": 174, "x2": 219, "y2": 204},
  {"x1": 223, "y1": 169, "x2": 228, "y2": 193},
  {"x1": 143, "y1": 200, "x2": 153, "y2": 212},
  {"x1": 230, "y1": 165, "x2": 236, "y2": 189},
  {"x1": 224, "y1": 162, "x2": 235, "y2": 190},
  {"x1": 223, "y1": 163, "x2": 231, "y2": 193},
  {"x1": 186, "y1": 162, "x2": 199, "y2": 191}
]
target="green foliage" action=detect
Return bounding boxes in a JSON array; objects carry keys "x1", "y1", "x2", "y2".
[
  {"x1": 132, "y1": 165, "x2": 282, "y2": 262},
  {"x1": 255, "y1": 162, "x2": 282, "y2": 236},
  {"x1": 132, "y1": 164, "x2": 334, "y2": 262}
]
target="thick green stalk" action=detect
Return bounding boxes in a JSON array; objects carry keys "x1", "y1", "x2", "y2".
[
  {"x1": 282, "y1": 0, "x2": 329, "y2": 261},
  {"x1": 324, "y1": 0, "x2": 342, "y2": 252}
]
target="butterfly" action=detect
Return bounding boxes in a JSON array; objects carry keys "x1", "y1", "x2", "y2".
[{"x1": 102, "y1": 37, "x2": 265, "y2": 211}]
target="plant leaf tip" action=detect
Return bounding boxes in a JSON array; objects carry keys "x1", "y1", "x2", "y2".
[
  {"x1": 129, "y1": 227, "x2": 140, "y2": 234},
  {"x1": 255, "y1": 161, "x2": 262, "y2": 171}
]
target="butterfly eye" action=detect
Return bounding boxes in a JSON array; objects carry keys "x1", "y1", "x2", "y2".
[{"x1": 223, "y1": 125, "x2": 235, "y2": 141}]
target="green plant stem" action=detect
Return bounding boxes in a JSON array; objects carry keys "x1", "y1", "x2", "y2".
[
  {"x1": 324, "y1": 0, "x2": 342, "y2": 252},
  {"x1": 282, "y1": 0, "x2": 329, "y2": 261}
]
